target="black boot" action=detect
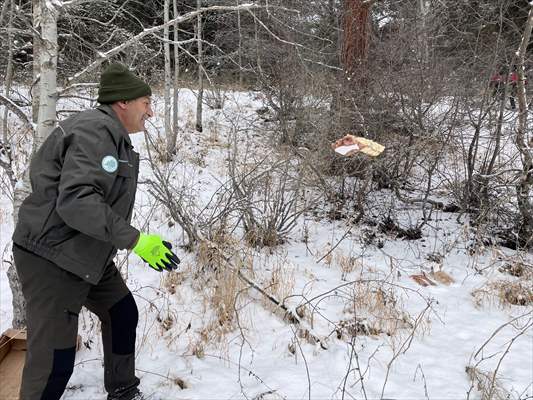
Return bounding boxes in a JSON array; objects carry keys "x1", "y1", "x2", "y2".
[{"x1": 108, "y1": 387, "x2": 145, "y2": 400}]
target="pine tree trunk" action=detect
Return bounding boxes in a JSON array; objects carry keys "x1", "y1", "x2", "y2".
[
  {"x1": 337, "y1": 0, "x2": 371, "y2": 133},
  {"x1": 341, "y1": 0, "x2": 370, "y2": 79}
]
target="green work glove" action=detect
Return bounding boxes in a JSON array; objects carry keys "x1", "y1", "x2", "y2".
[{"x1": 133, "y1": 233, "x2": 180, "y2": 272}]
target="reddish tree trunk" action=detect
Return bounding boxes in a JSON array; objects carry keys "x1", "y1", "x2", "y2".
[{"x1": 341, "y1": 0, "x2": 371, "y2": 78}]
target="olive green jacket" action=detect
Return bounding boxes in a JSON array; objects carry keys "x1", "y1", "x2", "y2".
[{"x1": 13, "y1": 105, "x2": 139, "y2": 284}]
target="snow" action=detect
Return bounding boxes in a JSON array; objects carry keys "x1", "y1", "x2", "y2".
[{"x1": 1, "y1": 88, "x2": 532, "y2": 400}]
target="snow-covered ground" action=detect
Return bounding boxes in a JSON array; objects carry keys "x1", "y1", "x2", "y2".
[{"x1": 1, "y1": 89, "x2": 532, "y2": 400}]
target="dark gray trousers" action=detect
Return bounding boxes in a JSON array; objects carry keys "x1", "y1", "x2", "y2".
[{"x1": 13, "y1": 244, "x2": 140, "y2": 400}]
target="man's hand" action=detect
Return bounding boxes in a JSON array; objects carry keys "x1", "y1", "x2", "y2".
[{"x1": 133, "y1": 233, "x2": 180, "y2": 272}]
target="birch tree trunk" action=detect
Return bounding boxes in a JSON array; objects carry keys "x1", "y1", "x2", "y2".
[
  {"x1": 8, "y1": 0, "x2": 59, "y2": 329},
  {"x1": 32, "y1": 0, "x2": 41, "y2": 123},
  {"x1": 163, "y1": 0, "x2": 172, "y2": 161},
  {"x1": 514, "y1": 4, "x2": 533, "y2": 247},
  {"x1": 418, "y1": 0, "x2": 429, "y2": 66},
  {"x1": 3, "y1": 0, "x2": 27, "y2": 330},
  {"x1": 36, "y1": 0, "x2": 58, "y2": 146},
  {"x1": 2, "y1": 0, "x2": 14, "y2": 142},
  {"x1": 0, "y1": 0, "x2": 10, "y2": 25},
  {"x1": 237, "y1": 0, "x2": 243, "y2": 87},
  {"x1": 195, "y1": 0, "x2": 204, "y2": 133},
  {"x1": 171, "y1": 0, "x2": 180, "y2": 154}
]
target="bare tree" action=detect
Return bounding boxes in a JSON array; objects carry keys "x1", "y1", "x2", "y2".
[
  {"x1": 2, "y1": 0, "x2": 14, "y2": 141},
  {"x1": 164, "y1": 0, "x2": 172, "y2": 161},
  {"x1": 196, "y1": 0, "x2": 204, "y2": 132},
  {"x1": 35, "y1": 0, "x2": 59, "y2": 145},
  {"x1": 170, "y1": 0, "x2": 180, "y2": 156},
  {"x1": 31, "y1": 0, "x2": 41, "y2": 123},
  {"x1": 514, "y1": 3, "x2": 533, "y2": 246}
]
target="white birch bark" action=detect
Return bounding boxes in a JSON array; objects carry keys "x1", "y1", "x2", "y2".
[
  {"x1": 195, "y1": 0, "x2": 204, "y2": 132},
  {"x1": 170, "y1": 0, "x2": 180, "y2": 155},
  {"x1": 31, "y1": 0, "x2": 41, "y2": 123},
  {"x1": 0, "y1": 0, "x2": 10, "y2": 25},
  {"x1": 3, "y1": 0, "x2": 27, "y2": 330},
  {"x1": 515, "y1": 4, "x2": 533, "y2": 245},
  {"x1": 237, "y1": 0, "x2": 243, "y2": 87},
  {"x1": 418, "y1": 0, "x2": 429, "y2": 65},
  {"x1": 8, "y1": 0, "x2": 59, "y2": 329},
  {"x1": 163, "y1": 0, "x2": 172, "y2": 161},
  {"x1": 2, "y1": 0, "x2": 14, "y2": 143},
  {"x1": 36, "y1": 0, "x2": 59, "y2": 146}
]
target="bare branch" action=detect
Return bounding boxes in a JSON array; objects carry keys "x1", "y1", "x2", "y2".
[
  {"x1": 0, "y1": 94, "x2": 35, "y2": 134},
  {"x1": 64, "y1": 4, "x2": 263, "y2": 87}
]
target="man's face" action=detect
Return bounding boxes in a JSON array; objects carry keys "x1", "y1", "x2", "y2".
[{"x1": 121, "y1": 96, "x2": 153, "y2": 133}]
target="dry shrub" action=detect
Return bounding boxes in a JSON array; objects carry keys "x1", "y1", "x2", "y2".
[
  {"x1": 265, "y1": 259, "x2": 296, "y2": 307},
  {"x1": 466, "y1": 366, "x2": 511, "y2": 400},
  {"x1": 196, "y1": 234, "x2": 238, "y2": 273},
  {"x1": 244, "y1": 227, "x2": 280, "y2": 248},
  {"x1": 161, "y1": 271, "x2": 185, "y2": 295},
  {"x1": 321, "y1": 243, "x2": 334, "y2": 267},
  {"x1": 157, "y1": 313, "x2": 175, "y2": 332},
  {"x1": 472, "y1": 279, "x2": 533, "y2": 308},
  {"x1": 189, "y1": 336, "x2": 206, "y2": 359},
  {"x1": 211, "y1": 266, "x2": 243, "y2": 329},
  {"x1": 194, "y1": 238, "x2": 250, "y2": 346},
  {"x1": 336, "y1": 253, "x2": 364, "y2": 280},
  {"x1": 499, "y1": 261, "x2": 532, "y2": 279},
  {"x1": 183, "y1": 108, "x2": 196, "y2": 131},
  {"x1": 335, "y1": 318, "x2": 382, "y2": 338},
  {"x1": 341, "y1": 280, "x2": 413, "y2": 338}
]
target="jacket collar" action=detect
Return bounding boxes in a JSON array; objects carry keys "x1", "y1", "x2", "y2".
[{"x1": 96, "y1": 104, "x2": 133, "y2": 147}]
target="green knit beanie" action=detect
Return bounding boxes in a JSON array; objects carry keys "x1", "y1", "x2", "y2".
[{"x1": 97, "y1": 63, "x2": 152, "y2": 104}]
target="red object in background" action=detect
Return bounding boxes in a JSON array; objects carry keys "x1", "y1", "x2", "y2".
[{"x1": 490, "y1": 73, "x2": 504, "y2": 84}]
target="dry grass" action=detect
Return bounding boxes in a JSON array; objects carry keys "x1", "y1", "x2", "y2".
[
  {"x1": 466, "y1": 366, "x2": 511, "y2": 400},
  {"x1": 336, "y1": 253, "x2": 364, "y2": 280},
  {"x1": 193, "y1": 237, "x2": 251, "y2": 348},
  {"x1": 499, "y1": 260, "x2": 533, "y2": 279},
  {"x1": 472, "y1": 258, "x2": 533, "y2": 308},
  {"x1": 211, "y1": 265, "x2": 243, "y2": 329},
  {"x1": 161, "y1": 271, "x2": 185, "y2": 295},
  {"x1": 332, "y1": 251, "x2": 431, "y2": 341},
  {"x1": 472, "y1": 279, "x2": 533, "y2": 308},
  {"x1": 320, "y1": 243, "x2": 334, "y2": 267},
  {"x1": 264, "y1": 258, "x2": 296, "y2": 307},
  {"x1": 341, "y1": 279, "x2": 414, "y2": 339}
]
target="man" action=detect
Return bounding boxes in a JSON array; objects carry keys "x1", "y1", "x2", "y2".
[{"x1": 12, "y1": 63, "x2": 180, "y2": 400}]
